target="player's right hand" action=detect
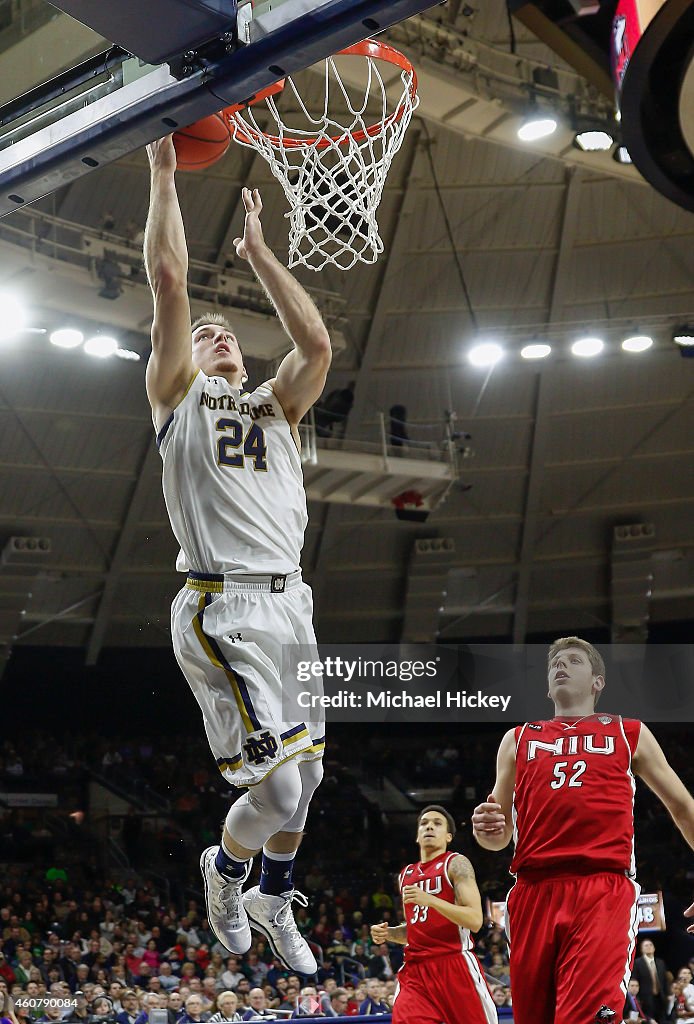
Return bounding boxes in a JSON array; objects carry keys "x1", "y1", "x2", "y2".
[
  {"x1": 147, "y1": 135, "x2": 177, "y2": 173},
  {"x1": 233, "y1": 187, "x2": 266, "y2": 262},
  {"x1": 471, "y1": 794, "x2": 506, "y2": 835},
  {"x1": 370, "y1": 922, "x2": 389, "y2": 944}
]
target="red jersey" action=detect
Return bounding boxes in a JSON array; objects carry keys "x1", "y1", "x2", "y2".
[
  {"x1": 399, "y1": 851, "x2": 473, "y2": 963},
  {"x1": 510, "y1": 714, "x2": 641, "y2": 876}
]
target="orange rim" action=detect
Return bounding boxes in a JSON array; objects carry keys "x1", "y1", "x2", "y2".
[{"x1": 224, "y1": 38, "x2": 418, "y2": 151}]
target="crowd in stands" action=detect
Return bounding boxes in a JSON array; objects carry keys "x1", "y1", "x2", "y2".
[{"x1": 2, "y1": 727, "x2": 694, "y2": 1021}]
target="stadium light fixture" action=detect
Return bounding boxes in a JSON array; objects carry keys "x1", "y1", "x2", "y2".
[
  {"x1": 0, "y1": 293, "x2": 27, "y2": 341},
  {"x1": 571, "y1": 336, "x2": 604, "y2": 357},
  {"x1": 622, "y1": 334, "x2": 653, "y2": 353},
  {"x1": 520, "y1": 342, "x2": 552, "y2": 360},
  {"x1": 468, "y1": 342, "x2": 504, "y2": 368},
  {"x1": 84, "y1": 335, "x2": 118, "y2": 358},
  {"x1": 518, "y1": 112, "x2": 557, "y2": 142},
  {"x1": 574, "y1": 127, "x2": 614, "y2": 152},
  {"x1": 50, "y1": 328, "x2": 84, "y2": 349},
  {"x1": 613, "y1": 146, "x2": 632, "y2": 164},
  {"x1": 672, "y1": 326, "x2": 694, "y2": 347}
]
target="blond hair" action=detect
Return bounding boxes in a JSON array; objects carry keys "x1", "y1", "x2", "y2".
[
  {"x1": 548, "y1": 636, "x2": 605, "y2": 706},
  {"x1": 191, "y1": 312, "x2": 233, "y2": 333}
]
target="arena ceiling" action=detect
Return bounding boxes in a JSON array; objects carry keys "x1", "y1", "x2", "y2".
[{"x1": 0, "y1": 0, "x2": 693, "y2": 666}]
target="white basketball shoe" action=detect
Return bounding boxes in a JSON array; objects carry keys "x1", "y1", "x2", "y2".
[
  {"x1": 200, "y1": 846, "x2": 252, "y2": 954},
  {"x1": 242, "y1": 886, "x2": 318, "y2": 974}
]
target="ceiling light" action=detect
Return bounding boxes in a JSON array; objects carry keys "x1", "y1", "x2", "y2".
[
  {"x1": 0, "y1": 293, "x2": 27, "y2": 340},
  {"x1": 613, "y1": 146, "x2": 632, "y2": 164},
  {"x1": 672, "y1": 327, "x2": 694, "y2": 346},
  {"x1": 574, "y1": 128, "x2": 614, "y2": 152},
  {"x1": 468, "y1": 342, "x2": 504, "y2": 368},
  {"x1": 114, "y1": 348, "x2": 141, "y2": 361},
  {"x1": 571, "y1": 336, "x2": 604, "y2": 357},
  {"x1": 622, "y1": 334, "x2": 653, "y2": 353},
  {"x1": 84, "y1": 335, "x2": 118, "y2": 358},
  {"x1": 520, "y1": 342, "x2": 551, "y2": 360},
  {"x1": 50, "y1": 328, "x2": 84, "y2": 349},
  {"x1": 518, "y1": 115, "x2": 557, "y2": 142}
]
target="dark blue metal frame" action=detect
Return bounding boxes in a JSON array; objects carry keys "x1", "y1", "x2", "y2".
[{"x1": 0, "y1": 0, "x2": 440, "y2": 218}]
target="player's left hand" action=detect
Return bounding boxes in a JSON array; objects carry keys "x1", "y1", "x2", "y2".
[
  {"x1": 233, "y1": 187, "x2": 266, "y2": 261},
  {"x1": 684, "y1": 900, "x2": 694, "y2": 933},
  {"x1": 402, "y1": 884, "x2": 434, "y2": 908}
]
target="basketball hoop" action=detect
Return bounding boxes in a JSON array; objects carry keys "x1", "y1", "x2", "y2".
[{"x1": 224, "y1": 39, "x2": 419, "y2": 271}]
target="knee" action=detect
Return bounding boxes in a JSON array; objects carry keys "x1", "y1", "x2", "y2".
[
  {"x1": 301, "y1": 758, "x2": 324, "y2": 798},
  {"x1": 250, "y1": 761, "x2": 303, "y2": 823}
]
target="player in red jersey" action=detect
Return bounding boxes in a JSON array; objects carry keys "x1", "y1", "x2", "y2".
[
  {"x1": 471, "y1": 636, "x2": 694, "y2": 1024},
  {"x1": 371, "y1": 805, "x2": 496, "y2": 1024}
]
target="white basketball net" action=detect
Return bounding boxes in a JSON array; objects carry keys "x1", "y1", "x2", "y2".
[{"x1": 226, "y1": 43, "x2": 419, "y2": 271}]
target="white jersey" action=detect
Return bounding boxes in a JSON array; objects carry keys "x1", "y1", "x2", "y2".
[{"x1": 157, "y1": 372, "x2": 307, "y2": 574}]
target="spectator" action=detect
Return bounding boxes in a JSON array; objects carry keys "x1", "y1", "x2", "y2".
[
  {"x1": 325, "y1": 932, "x2": 349, "y2": 970},
  {"x1": 116, "y1": 990, "x2": 140, "y2": 1024},
  {"x1": 666, "y1": 980, "x2": 694, "y2": 1023},
  {"x1": 388, "y1": 405, "x2": 408, "y2": 454},
  {"x1": 1, "y1": 991, "x2": 20, "y2": 1024},
  {"x1": 324, "y1": 990, "x2": 348, "y2": 1018},
  {"x1": 180, "y1": 996, "x2": 208, "y2": 1024},
  {"x1": 624, "y1": 978, "x2": 653, "y2": 1023},
  {"x1": 314, "y1": 384, "x2": 354, "y2": 439},
  {"x1": 490, "y1": 986, "x2": 510, "y2": 1009},
  {"x1": 208, "y1": 992, "x2": 241, "y2": 1023},
  {"x1": 633, "y1": 940, "x2": 669, "y2": 1023},
  {"x1": 487, "y1": 951, "x2": 510, "y2": 987},
  {"x1": 199, "y1": 980, "x2": 217, "y2": 1013},
  {"x1": 108, "y1": 983, "x2": 124, "y2": 1011},
  {"x1": 240, "y1": 989, "x2": 274, "y2": 1020},
  {"x1": 217, "y1": 961, "x2": 243, "y2": 994},
  {"x1": 358, "y1": 979, "x2": 389, "y2": 1016},
  {"x1": 678, "y1": 970, "x2": 694, "y2": 1006},
  {"x1": 142, "y1": 943, "x2": 161, "y2": 972},
  {"x1": 64, "y1": 992, "x2": 90, "y2": 1024},
  {"x1": 168, "y1": 994, "x2": 184, "y2": 1019},
  {"x1": 157, "y1": 967, "x2": 178, "y2": 994},
  {"x1": 36, "y1": 1007, "x2": 62, "y2": 1024},
  {"x1": 366, "y1": 944, "x2": 394, "y2": 981},
  {"x1": 242, "y1": 957, "x2": 266, "y2": 990}
]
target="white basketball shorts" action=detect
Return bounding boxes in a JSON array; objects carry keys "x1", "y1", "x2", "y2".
[{"x1": 171, "y1": 569, "x2": 325, "y2": 787}]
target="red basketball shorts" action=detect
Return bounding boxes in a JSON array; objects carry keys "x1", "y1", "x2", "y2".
[
  {"x1": 505, "y1": 871, "x2": 640, "y2": 1024},
  {"x1": 392, "y1": 949, "x2": 497, "y2": 1024}
]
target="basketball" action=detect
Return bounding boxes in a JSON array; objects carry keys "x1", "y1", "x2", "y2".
[{"x1": 173, "y1": 112, "x2": 231, "y2": 171}]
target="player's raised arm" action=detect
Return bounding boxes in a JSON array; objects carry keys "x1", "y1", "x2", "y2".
[
  {"x1": 144, "y1": 136, "x2": 195, "y2": 429},
  {"x1": 632, "y1": 722, "x2": 694, "y2": 930},
  {"x1": 471, "y1": 727, "x2": 516, "y2": 851},
  {"x1": 232, "y1": 187, "x2": 332, "y2": 424}
]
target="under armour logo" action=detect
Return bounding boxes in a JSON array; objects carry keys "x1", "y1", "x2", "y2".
[
  {"x1": 243, "y1": 731, "x2": 279, "y2": 766},
  {"x1": 229, "y1": 633, "x2": 243, "y2": 643}
]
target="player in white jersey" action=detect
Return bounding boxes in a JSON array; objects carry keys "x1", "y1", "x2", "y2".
[{"x1": 144, "y1": 136, "x2": 332, "y2": 975}]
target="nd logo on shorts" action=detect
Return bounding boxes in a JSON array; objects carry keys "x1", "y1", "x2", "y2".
[{"x1": 243, "y1": 730, "x2": 279, "y2": 766}]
